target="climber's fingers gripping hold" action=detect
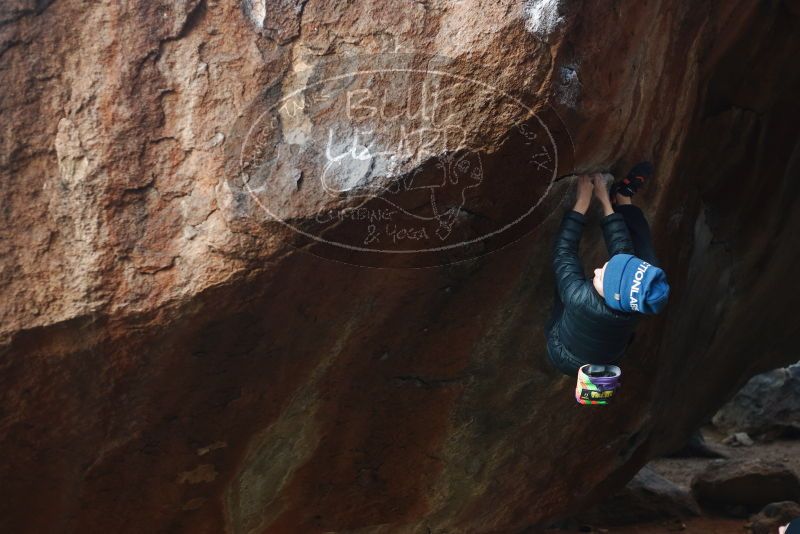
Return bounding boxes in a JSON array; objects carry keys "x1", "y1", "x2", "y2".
[
  {"x1": 590, "y1": 173, "x2": 618, "y2": 216},
  {"x1": 591, "y1": 173, "x2": 612, "y2": 203},
  {"x1": 577, "y1": 174, "x2": 594, "y2": 200}
]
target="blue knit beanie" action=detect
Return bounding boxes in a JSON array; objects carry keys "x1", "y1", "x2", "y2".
[{"x1": 603, "y1": 254, "x2": 670, "y2": 314}]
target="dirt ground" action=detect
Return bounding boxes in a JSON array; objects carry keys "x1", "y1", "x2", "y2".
[
  {"x1": 607, "y1": 516, "x2": 750, "y2": 533},
  {"x1": 649, "y1": 426, "x2": 800, "y2": 492},
  {"x1": 569, "y1": 425, "x2": 800, "y2": 533}
]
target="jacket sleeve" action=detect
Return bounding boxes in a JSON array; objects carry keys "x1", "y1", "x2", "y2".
[
  {"x1": 601, "y1": 212, "x2": 635, "y2": 258},
  {"x1": 552, "y1": 210, "x2": 590, "y2": 306}
]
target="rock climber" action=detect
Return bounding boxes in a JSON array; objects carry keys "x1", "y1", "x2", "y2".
[{"x1": 545, "y1": 162, "x2": 670, "y2": 378}]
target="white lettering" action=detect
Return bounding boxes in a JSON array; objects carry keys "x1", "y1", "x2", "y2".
[
  {"x1": 629, "y1": 262, "x2": 650, "y2": 310},
  {"x1": 631, "y1": 278, "x2": 641, "y2": 294}
]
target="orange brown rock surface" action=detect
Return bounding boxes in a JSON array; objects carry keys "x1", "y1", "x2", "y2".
[{"x1": 1, "y1": 1, "x2": 799, "y2": 532}]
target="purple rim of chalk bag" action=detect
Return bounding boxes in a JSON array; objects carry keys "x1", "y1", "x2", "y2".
[{"x1": 580, "y1": 365, "x2": 622, "y2": 391}]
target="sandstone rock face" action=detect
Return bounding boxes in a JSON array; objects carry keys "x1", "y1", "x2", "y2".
[
  {"x1": 691, "y1": 459, "x2": 800, "y2": 515},
  {"x1": 1, "y1": 0, "x2": 800, "y2": 532}
]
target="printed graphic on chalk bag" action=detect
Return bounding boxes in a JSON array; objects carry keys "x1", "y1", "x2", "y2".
[{"x1": 575, "y1": 365, "x2": 622, "y2": 406}]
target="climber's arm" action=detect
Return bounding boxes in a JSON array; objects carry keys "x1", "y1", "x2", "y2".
[
  {"x1": 552, "y1": 209, "x2": 590, "y2": 306},
  {"x1": 552, "y1": 175, "x2": 595, "y2": 306}
]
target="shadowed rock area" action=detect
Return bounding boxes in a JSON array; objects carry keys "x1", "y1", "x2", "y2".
[{"x1": 1, "y1": 0, "x2": 800, "y2": 532}]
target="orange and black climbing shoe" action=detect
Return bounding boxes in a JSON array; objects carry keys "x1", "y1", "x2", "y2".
[{"x1": 611, "y1": 161, "x2": 653, "y2": 198}]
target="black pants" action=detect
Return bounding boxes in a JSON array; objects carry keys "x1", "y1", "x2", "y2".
[{"x1": 546, "y1": 205, "x2": 658, "y2": 373}]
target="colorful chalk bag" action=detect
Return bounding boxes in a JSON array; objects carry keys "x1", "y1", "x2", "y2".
[{"x1": 575, "y1": 364, "x2": 622, "y2": 405}]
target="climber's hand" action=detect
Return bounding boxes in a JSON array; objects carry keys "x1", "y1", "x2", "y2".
[
  {"x1": 574, "y1": 174, "x2": 593, "y2": 214},
  {"x1": 592, "y1": 173, "x2": 611, "y2": 202},
  {"x1": 592, "y1": 173, "x2": 615, "y2": 216}
]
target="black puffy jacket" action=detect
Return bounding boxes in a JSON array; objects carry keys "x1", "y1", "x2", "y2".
[{"x1": 549, "y1": 210, "x2": 638, "y2": 363}]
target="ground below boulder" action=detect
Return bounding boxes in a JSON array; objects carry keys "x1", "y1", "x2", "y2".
[
  {"x1": 747, "y1": 501, "x2": 800, "y2": 534},
  {"x1": 559, "y1": 426, "x2": 800, "y2": 533},
  {"x1": 576, "y1": 466, "x2": 700, "y2": 526},
  {"x1": 691, "y1": 459, "x2": 800, "y2": 516}
]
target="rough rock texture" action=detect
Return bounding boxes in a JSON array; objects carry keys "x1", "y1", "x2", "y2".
[
  {"x1": 667, "y1": 429, "x2": 728, "y2": 458},
  {"x1": 577, "y1": 465, "x2": 700, "y2": 526},
  {"x1": 1, "y1": 0, "x2": 800, "y2": 533},
  {"x1": 713, "y1": 362, "x2": 800, "y2": 439},
  {"x1": 724, "y1": 432, "x2": 755, "y2": 447},
  {"x1": 748, "y1": 501, "x2": 800, "y2": 534},
  {"x1": 691, "y1": 459, "x2": 800, "y2": 515}
]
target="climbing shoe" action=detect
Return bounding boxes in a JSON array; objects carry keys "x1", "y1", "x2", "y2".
[{"x1": 611, "y1": 161, "x2": 653, "y2": 198}]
